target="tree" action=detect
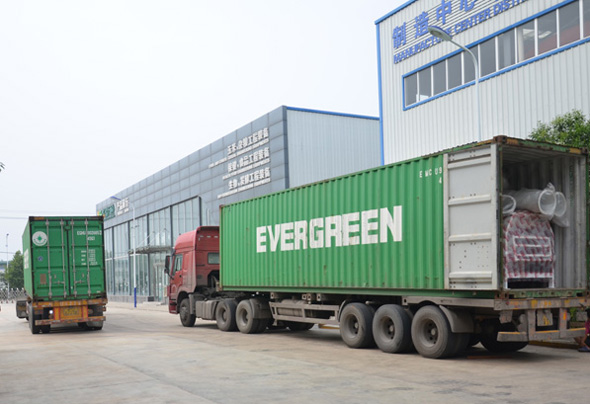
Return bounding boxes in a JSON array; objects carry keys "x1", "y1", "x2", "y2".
[
  {"x1": 5, "y1": 251, "x2": 24, "y2": 289},
  {"x1": 529, "y1": 110, "x2": 590, "y2": 149}
]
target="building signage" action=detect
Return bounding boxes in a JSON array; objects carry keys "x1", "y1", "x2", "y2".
[
  {"x1": 98, "y1": 204, "x2": 116, "y2": 221},
  {"x1": 212, "y1": 128, "x2": 272, "y2": 199},
  {"x1": 114, "y1": 198, "x2": 130, "y2": 216},
  {"x1": 392, "y1": 0, "x2": 529, "y2": 64}
]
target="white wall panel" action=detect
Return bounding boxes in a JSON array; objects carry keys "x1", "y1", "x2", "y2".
[
  {"x1": 286, "y1": 109, "x2": 380, "y2": 188},
  {"x1": 378, "y1": 0, "x2": 590, "y2": 164}
]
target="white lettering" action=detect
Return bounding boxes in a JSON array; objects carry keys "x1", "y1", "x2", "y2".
[
  {"x1": 280, "y1": 223, "x2": 294, "y2": 251},
  {"x1": 325, "y1": 216, "x2": 342, "y2": 248},
  {"x1": 294, "y1": 221, "x2": 307, "y2": 250},
  {"x1": 256, "y1": 227, "x2": 267, "y2": 253},
  {"x1": 361, "y1": 209, "x2": 379, "y2": 245},
  {"x1": 380, "y1": 206, "x2": 402, "y2": 243},
  {"x1": 342, "y1": 212, "x2": 360, "y2": 246},
  {"x1": 310, "y1": 218, "x2": 324, "y2": 249},
  {"x1": 255, "y1": 206, "x2": 402, "y2": 253},
  {"x1": 267, "y1": 225, "x2": 281, "y2": 252}
]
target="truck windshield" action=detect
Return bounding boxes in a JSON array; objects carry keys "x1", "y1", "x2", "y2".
[{"x1": 208, "y1": 252, "x2": 220, "y2": 265}]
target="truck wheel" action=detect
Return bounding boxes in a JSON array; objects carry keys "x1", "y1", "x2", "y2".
[
  {"x1": 236, "y1": 299, "x2": 262, "y2": 334},
  {"x1": 480, "y1": 319, "x2": 528, "y2": 353},
  {"x1": 40, "y1": 325, "x2": 51, "y2": 334},
  {"x1": 372, "y1": 304, "x2": 413, "y2": 353},
  {"x1": 449, "y1": 333, "x2": 470, "y2": 357},
  {"x1": 340, "y1": 303, "x2": 375, "y2": 349},
  {"x1": 216, "y1": 299, "x2": 238, "y2": 332},
  {"x1": 28, "y1": 303, "x2": 41, "y2": 335},
  {"x1": 87, "y1": 321, "x2": 104, "y2": 331},
  {"x1": 411, "y1": 305, "x2": 456, "y2": 359},
  {"x1": 179, "y1": 298, "x2": 196, "y2": 327}
]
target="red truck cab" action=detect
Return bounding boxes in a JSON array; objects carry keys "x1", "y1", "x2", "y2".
[{"x1": 166, "y1": 226, "x2": 220, "y2": 315}]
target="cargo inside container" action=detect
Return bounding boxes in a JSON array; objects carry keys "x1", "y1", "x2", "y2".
[
  {"x1": 501, "y1": 143, "x2": 587, "y2": 290},
  {"x1": 445, "y1": 139, "x2": 587, "y2": 292}
]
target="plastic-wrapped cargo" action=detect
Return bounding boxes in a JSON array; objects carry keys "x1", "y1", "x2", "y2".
[{"x1": 503, "y1": 211, "x2": 554, "y2": 289}]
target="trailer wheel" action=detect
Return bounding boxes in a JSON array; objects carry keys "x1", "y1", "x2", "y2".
[
  {"x1": 28, "y1": 303, "x2": 41, "y2": 335},
  {"x1": 449, "y1": 333, "x2": 470, "y2": 357},
  {"x1": 179, "y1": 298, "x2": 196, "y2": 327},
  {"x1": 216, "y1": 299, "x2": 238, "y2": 332},
  {"x1": 340, "y1": 303, "x2": 375, "y2": 349},
  {"x1": 236, "y1": 299, "x2": 262, "y2": 334},
  {"x1": 411, "y1": 305, "x2": 456, "y2": 359},
  {"x1": 480, "y1": 319, "x2": 529, "y2": 353},
  {"x1": 372, "y1": 304, "x2": 413, "y2": 353},
  {"x1": 87, "y1": 321, "x2": 104, "y2": 331}
]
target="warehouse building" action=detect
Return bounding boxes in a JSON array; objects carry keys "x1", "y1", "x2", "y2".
[
  {"x1": 377, "y1": 0, "x2": 590, "y2": 163},
  {"x1": 96, "y1": 106, "x2": 379, "y2": 302}
]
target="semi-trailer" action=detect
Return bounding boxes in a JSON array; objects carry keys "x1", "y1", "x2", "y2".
[
  {"x1": 166, "y1": 137, "x2": 589, "y2": 358},
  {"x1": 17, "y1": 216, "x2": 108, "y2": 334}
]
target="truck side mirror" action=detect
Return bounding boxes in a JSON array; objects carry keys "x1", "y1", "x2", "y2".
[{"x1": 164, "y1": 256, "x2": 171, "y2": 278}]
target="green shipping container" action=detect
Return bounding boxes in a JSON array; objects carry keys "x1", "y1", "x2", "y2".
[
  {"x1": 220, "y1": 137, "x2": 589, "y2": 298},
  {"x1": 23, "y1": 216, "x2": 107, "y2": 301}
]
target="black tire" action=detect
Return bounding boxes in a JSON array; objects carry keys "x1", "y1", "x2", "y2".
[
  {"x1": 87, "y1": 321, "x2": 104, "y2": 331},
  {"x1": 236, "y1": 299, "x2": 262, "y2": 334},
  {"x1": 480, "y1": 320, "x2": 529, "y2": 353},
  {"x1": 286, "y1": 321, "x2": 314, "y2": 331},
  {"x1": 28, "y1": 303, "x2": 41, "y2": 335},
  {"x1": 449, "y1": 333, "x2": 470, "y2": 356},
  {"x1": 179, "y1": 298, "x2": 196, "y2": 327},
  {"x1": 40, "y1": 325, "x2": 51, "y2": 334},
  {"x1": 255, "y1": 317, "x2": 272, "y2": 333},
  {"x1": 216, "y1": 299, "x2": 238, "y2": 332},
  {"x1": 340, "y1": 303, "x2": 375, "y2": 349},
  {"x1": 372, "y1": 304, "x2": 413, "y2": 353},
  {"x1": 411, "y1": 305, "x2": 456, "y2": 359}
]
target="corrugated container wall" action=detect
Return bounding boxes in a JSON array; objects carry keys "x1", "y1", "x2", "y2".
[
  {"x1": 286, "y1": 109, "x2": 381, "y2": 187},
  {"x1": 378, "y1": 0, "x2": 590, "y2": 164},
  {"x1": 221, "y1": 153, "x2": 445, "y2": 293},
  {"x1": 23, "y1": 217, "x2": 107, "y2": 301}
]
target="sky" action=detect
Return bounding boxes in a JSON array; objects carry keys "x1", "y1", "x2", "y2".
[{"x1": 0, "y1": 0, "x2": 405, "y2": 260}]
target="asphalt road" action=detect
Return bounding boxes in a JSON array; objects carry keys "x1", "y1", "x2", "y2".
[{"x1": 0, "y1": 301, "x2": 588, "y2": 404}]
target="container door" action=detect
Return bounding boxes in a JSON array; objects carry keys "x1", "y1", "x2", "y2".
[
  {"x1": 28, "y1": 220, "x2": 70, "y2": 299},
  {"x1": 444, "y1": 144, "x2": 499, "y2": 290},
  {"x1": 28, "y1": 218, "x2": 105, "y2": 300},
  {"x1": 68, "y1": 219, "x2": 106, "y2": 298}
]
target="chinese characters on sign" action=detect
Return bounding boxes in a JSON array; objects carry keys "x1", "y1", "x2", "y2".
[
  {"x1": 212, "y1": 128, "x2": 272, "y2": 199},
  {"x1": 391, "y1": 0, "x2": 529, "y2": 64}
]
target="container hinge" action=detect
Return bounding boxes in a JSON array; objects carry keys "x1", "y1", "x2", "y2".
[
  {"x1": 46, "y1": 219, "x2": 53, "y2": 299},
  {"x1": 61, "y1": 219, "x2": 68, "y2": 298},
  {"x1": 85, "y1": 218, "x2": 91, "y2": 296}
]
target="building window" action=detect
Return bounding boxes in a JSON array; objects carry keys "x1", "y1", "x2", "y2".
[
  {"x1": 517, "y1": 21, "x2": 535, "y2": 62},
  {"x1": 479, "y1": 37, "x2": 496, "y2": 77},
  {"x1": 538, "y1": 11, "x2": 557, "y2": 54},
  {"x1": 447, "y1": 53, "x2": 462, "y2": 90},
  {"x1": 403, "y1": 2, "x2": 588, "y2": 108},
  {"x1": 418, "y1": 67, "x2": 431, "y2": 101},
  {"x1": 404, "y1": 73, "x2": 417, "y2": 106},
  {"x1": 559, "y1": 1, "x2": 580, "y2": 46},
  {"x1": 432, "y1": 60, "x2": 447, "y2": 96},
  {"x1": 498, "y1": 29, "x2": 516, "y2": 70}
]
